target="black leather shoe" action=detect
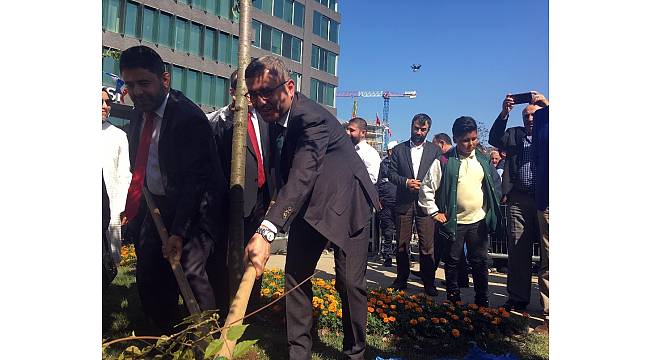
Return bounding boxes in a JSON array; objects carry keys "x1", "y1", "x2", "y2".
[
  {"x1": 425, "y1": 287, "x2": 439, "y2": 297},
  {"x1": 390, "y1": 281, "x2": 407, "y2": 290},
  {"x1": 383, "y1": 257, "x2": 393, "y2": 267},
  {"x1": 503, "y1": 300, "x2": 528, "y2": 311}
]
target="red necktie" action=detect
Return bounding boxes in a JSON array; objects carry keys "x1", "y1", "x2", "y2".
[
  {"x1": 247, "y1": 112, "x2": 265, "y2": 188},
  {"x1": 123, "y1": 112, "x2": 155, "y2": 221}
]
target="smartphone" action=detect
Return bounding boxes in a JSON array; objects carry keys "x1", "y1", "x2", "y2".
[{"x1": 510, "y1": 92, "x2": 533, "y2": 105}]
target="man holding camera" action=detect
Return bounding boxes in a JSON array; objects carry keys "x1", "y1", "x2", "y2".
[{"x1": 488, "y1": 91, "x2": 548, "y2": 312}]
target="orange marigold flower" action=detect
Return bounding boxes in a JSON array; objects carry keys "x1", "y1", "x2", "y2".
[
  {"x1": 377, "y1": 308, "x2": 384, "y2": 314},
  {"x1": 383, "y1": 317, "x2": 390, "y2": 323},
  {"x1": 417, "y1": 316, "x2": 426, "y2": 323},
  {"x1": 389, "y1": 316, "x2": 396, "y2": 322},
  {"x1": 368, "y1": 307, "x2": 375, "y2": 313},
  {"x1": 451, "y1": 329, "x2": 460, "y2": 338},
  {"x1": 390, "y1": 304, "x2": 397, "y2": 310},
  {"x1": 409, "y1": 319, "x2": 418, "y2": 326},
  {"x1": 380, "y1": 313, "x2": 387, "y2": 319},
  {"x1": 451, "y1": 315, "x2": 459, "y2": 321},
  {"x1": 431, "y1": 317, "x2": 440, "y2": 324},
  {"x1": 337, "y1": 309, "x2": 342, "y2": 318}
]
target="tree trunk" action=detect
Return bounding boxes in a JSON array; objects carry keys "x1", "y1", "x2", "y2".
[{"x1": 227, "y1": 0, "x2": 252, "y2": 304}]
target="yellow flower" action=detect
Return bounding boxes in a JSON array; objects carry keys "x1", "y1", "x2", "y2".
[
  {"x1": 390, "y1": 304, "x2": 397, "y2": 310},
  {"x1": 328, "y1": 303, "x2": 337, "y2": 312},
  {"x1": 451, "y1": 329, "x2": 460, "y2": 338},
  {"x1": 417, "y1": 316, "x2": 426, "y2": 323},
  {"x1": 409, "y1": 319, "x2": 418, "y2": 326},
  {"x1": 322, "y1": 310, "x2": 329, "y2": 316},
  {"x1": 383, "y1": 317, "x2": 390, "y2": 323},
  {"x1": 337, "y1": 309, "x2": 342, "y2": 318},
  {"x1": 270, "y1": 281, "x2": 277, "y2": 287},
  {"x1": 262, "y1": 288, "x2": 270, "y2": 295},
  {"x1": 331, "y1": 279, "x2": 336, "y2": 286}
]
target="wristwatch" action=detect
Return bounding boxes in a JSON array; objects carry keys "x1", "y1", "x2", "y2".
[{"x1": 256, "y1": 226, "x2": 276, "y2": 243}]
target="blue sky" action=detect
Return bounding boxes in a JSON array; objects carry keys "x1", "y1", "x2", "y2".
[{"x1": 335, "y1": 0, "x2": 549, "y2": 143}]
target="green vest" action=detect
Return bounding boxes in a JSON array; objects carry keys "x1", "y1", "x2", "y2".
[{"x1": 435, "y1": 148, "x2": 503, "y2": 240}]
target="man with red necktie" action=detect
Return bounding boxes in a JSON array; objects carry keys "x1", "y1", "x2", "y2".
[
  {"x1": 207, "y1": 69, "x2": 272, "y2": 317},
  {"x1": 119, "y1": 46, "x2": 228, "y2": 334}
]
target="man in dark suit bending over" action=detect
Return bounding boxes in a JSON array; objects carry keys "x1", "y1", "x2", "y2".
[
  {"x1": 119, "y1": 46, "x2": 227, "y2": 334},
  {"x1": 243, "y1": 56, "x2": 381, "y2": 360}
]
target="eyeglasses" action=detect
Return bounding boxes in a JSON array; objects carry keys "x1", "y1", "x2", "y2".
[{"x1": 246, "y1": 80, "x2": 289, "y2": 100}]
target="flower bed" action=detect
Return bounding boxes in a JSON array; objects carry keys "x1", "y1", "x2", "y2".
[{"x1": 259, "y1": 268, "x2": 530, "y2": 346}]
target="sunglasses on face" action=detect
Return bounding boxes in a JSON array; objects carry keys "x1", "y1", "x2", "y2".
[{"x1": 246, "y1": 80, "x2": 289, "y2": 100}]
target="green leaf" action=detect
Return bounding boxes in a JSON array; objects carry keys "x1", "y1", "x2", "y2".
[
  {"x1": 232, "y1": 340, "x2": 257, "y2": 359},
  {"x1": 204, "y1": 339, "x2": 224, "y2": 359},
  {"x1": 226, "y1": 324, "x2": 249, "y2": 341},
  {"x1": 156, "y1": 335, "x2": 170, "y2": 347}
]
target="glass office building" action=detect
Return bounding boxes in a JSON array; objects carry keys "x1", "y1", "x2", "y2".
[{"x1": 102, "y1": 0, "x2": 340, "y2": 116}]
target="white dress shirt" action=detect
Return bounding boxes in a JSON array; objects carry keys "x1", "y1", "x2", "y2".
[
  {"x1": 142, "y1": 93, "x2": 169, "y2": 196},
  {"x1": 355, "y1": 139, "x2": 381, "y2": 184},
  {"x1": 410, "y1": 140, "x2": 425, "y2": 179},
  {"x1": 418, "y1": 159, "x2": 442, "y2": 215}
]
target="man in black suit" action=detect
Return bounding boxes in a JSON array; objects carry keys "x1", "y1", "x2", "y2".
[
  {"x1": 387, "y1": 114, "x2": 440, "y2": 296},
  {"x1": 119, "y1": 46, "x2": 227, "y2": 334},
  {"x1": 242, "y1": 56, "x2": 381, "y2": 360},
  {"x1": 207, "y1": 69, "x2": 272, "y2": 316}
]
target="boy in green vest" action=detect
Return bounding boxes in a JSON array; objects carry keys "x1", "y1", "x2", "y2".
[{"x1": 418, "y1": 116, "x2": 503, "y2": 306}]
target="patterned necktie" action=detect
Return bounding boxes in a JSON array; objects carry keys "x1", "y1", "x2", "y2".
[
  {"x1": 247, "y1": 113, "x2": 265, "y2": 188},
  {"x1": 123, "y1": 112, "x2": 155, "y2": 221}
]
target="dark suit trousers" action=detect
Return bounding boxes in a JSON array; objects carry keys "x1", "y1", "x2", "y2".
[
  {"x1": 132, "y1": 198, "x2": 216, "y2": 334},
  {"x1": 394, "y1": 203, "x2": 436, "y2": 291},
  {"x1": 444, "y1": 220, "x2": 489, "y2": 303},
  {"x1": 285, "y1": 218, "x2": 369, "y2": 360}
]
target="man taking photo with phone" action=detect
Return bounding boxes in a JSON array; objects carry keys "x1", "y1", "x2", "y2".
[{"x1": 488, "y1": 91, "x2": 548, "y2": 312}]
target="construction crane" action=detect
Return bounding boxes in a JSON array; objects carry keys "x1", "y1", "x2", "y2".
[{"x1": 337, "y1": 90, "x2": 417, "y2": 129}]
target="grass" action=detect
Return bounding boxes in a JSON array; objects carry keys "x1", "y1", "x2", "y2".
[{"x1": 103, "y1": 262, "x2": 548, "y2": 360}]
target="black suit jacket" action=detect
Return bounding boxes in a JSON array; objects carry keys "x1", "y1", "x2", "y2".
[
  {"x1": 126, "y1": 89, "x2": 227, "y2": 242},
  {"x1": 387, "y1": 140, "x2": 440, "y2": 214},
  {"x1": 212, "y1": 108, "x2": 271, "y2": 217},
  {"x1": 265, "y1": 92, "x2": 381, "y2": 249},
  {"x1": 488, "y1": 113, "x2": 528, "y2": 197}
]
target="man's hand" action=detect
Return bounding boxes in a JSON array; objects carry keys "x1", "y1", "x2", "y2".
[
  {"x1": 501, "y1": 95, "x2": 515, "y2": 117},
  {"x1": 120, "y1": 212, "x2": 128, "y2": 226},
  {"x1": 244, "y1": 233, "x2": 271, "y2": 278},
  {"x1": 163, "y1": 234, "x2": 183, "y2": 265},
  {"x1": 433, "y1": 213, "x2": 448, "y2": 223},
  {"x1": 406, "y1": 179, "x2": 421, "y2": 192},
  {"x1": 530, "y1": 91, "x2": 549, "y2": 108}
]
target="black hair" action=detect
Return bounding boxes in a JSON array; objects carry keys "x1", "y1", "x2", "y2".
[
  {"x1": 245, "y1": 55, "x2": 289, "y2": 82},
  {"x1": 119, "y1": 46, "x2": 165, "y2": 77},
  {"x1": 348, "y1": 117, "x2": 368, "y2": 132},
  {"x1": 433, "y1": 133, "x2": 452, "y2": 145},
  {"x1": 452, "y1": 116, "x2": 478, "y2": 139},
  {"x1": 411, "y1": 113, "x2": 432, "y2": 128},
  {"x1": 229, "y1": 69, "x2": 238, "y2": 90}
]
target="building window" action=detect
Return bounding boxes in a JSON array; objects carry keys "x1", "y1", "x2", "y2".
[
  {"x1": 313, "y1": 11, "x2": 339, "y2": 43},
  {"x1": 218, "y1": 31, "x2": 230, "y2": 64},
  {"x1": 142, "y1": 6, "x2": 156, "y2": 43},
  {"x1": 273, "y1": 0, "x2": 284, "y2": 19},
  {"x1": 102, "y1": 0, "x2": 121, "y2": 33},
  {"x1": 193, "y1": 0, "x2": 206, "y2": 11},
  {"x1": 311, "y1": 45, "x2": 337, "y2": 75},
  {"x1": 293, "y1": 2, "x2": 304, "y2": 28},
  {"x1": 218, "y1": 0, "x2": 233, "y2": 19},
  {"x1": 260, "y1": 24, "x2": 272, "y2": 51},
  {"x1": 252, "y1": 20, "x2": 262, "y2": 47},
  {"x1": 291, "y1": 36, "x2": 302, "y2": 62},
  {"x1": 102, "y1": 48, "x2": 120, "y2": 86},
  {"x1": 175, "y1": 18, "x2": 189, "y2": 52},
  {"x1": 271, "y1": 28, "x2": 282, "y2": 55},
  {"x1": 204, "y1": 27, "x2": 216, "y2": 60},
  {"x1": 216, "y1": 76, "x2": 228, "y2": 107},
  {"x1": 186, "y1": 69, "x2": 199, "y2": 103},
  {"x1": 189, "y1": 22, "x2": 201, "y2": 56},
  {"x1": 290, "y1": 72, "x2": 301, "y2": 92},
  {"x1": 124, "y1": 1, "x2": 139, "y2": 38},
  {"x1": 201, "y1": 73, "x2": 214, "y2": 106},
  {"x1": 310, "y1": 78, "x2": 335, "y2": 107},
  {"x1": 319, "y1": 0, "x2": 337, "y2": 11},
  {"x1": 159, "y1": 12, "x2": 173, "y2": 48}
]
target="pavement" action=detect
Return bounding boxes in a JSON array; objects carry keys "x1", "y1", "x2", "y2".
[{"x1": 266, "y1": 248, "x2": 546, "y2": 325}]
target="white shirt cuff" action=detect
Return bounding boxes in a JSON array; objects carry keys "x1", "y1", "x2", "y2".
[{"x1": 261, "y1": 220, "x2": 278, "y2": 234}]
